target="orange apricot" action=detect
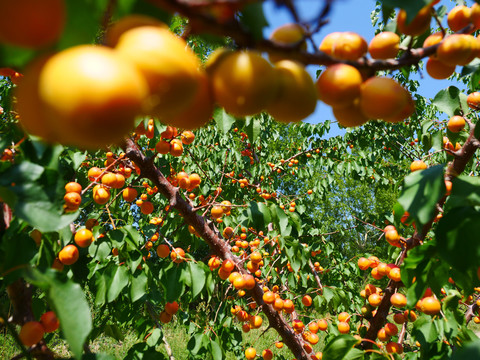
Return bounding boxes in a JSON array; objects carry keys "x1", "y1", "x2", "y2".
[
  {"x1": 302, "y1": 294, "x2": 313, "y2": 307},
  {"x1": 410, "y1": 160, "x2": 427, "y2": 172},
  {"x1": 447, "y1": 115, "x2": 466, "y2": 133},
  {"x1": 40, "y1": 311, "x2": 59, "y2": 333},
  {"x1": 420, "y1": 296, "x2": 441, "y2": 315},
  {"x1": 390, "y1": 293, "x2": 407, "y2": 308},
  {"x1": 64, "y1": 192, "x2": 82, "y2": 210},
  {"x1": 436, "y1": 34, "x2": 477, "y2": 66},
  {"x1": 426, "y1": 57, "x2": 456, "y2": 79},
  {"x1": 268, "y1": 23, "x2": 307, "y2": 63},
  {"x1": 74, "y1": 228, "x2": 94, "y2": 248},
  {"x1": 170, "y1": 247, "x2": 185, "y2": 263},
  {"x1": 332, "y1": 32, "x2": 368, "y2": 61},
  {"x1": 122, "y1": 187, "x2": 138, "y2": 202},
  {"x1": 156, "y1": 244, "x2": 170, "y2": 258},
  {"x1": 165, "y1": 301, "x2": 179, "y2": 315},
  {"x1": 368, "y1": 32, "x2": 400, "y2": 59},
  {"x1": 397, "y1": 5, "x2": 432, "y2": 36},
  {"x1": 19, "y1": 321, "x2": 45, "y2": 347},
  {"x1": 467, "y1": 91, "x2": 480, "y2": 110},
  {"x1": 105, "y1": 14, "x2": 166, "y2": 47},
  {"x1": 447, "y1": 5, "x2": 472, "y2": 32},
  {"x1": 316, "y1": 64, "x2": 363, "y2": 108},
  {"x1": 337, "y1": 321, "x2": 350, "y2": 334},
  {"x1": 58, "y1": 244, "x2": 79, "y2": 265},
  {"x1": 332, "y1": 100, "x2": 369, "y2": 127}
]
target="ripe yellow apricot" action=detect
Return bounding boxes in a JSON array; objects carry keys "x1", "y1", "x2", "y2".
[
  {"x1": 332, "y1": 32, "x2": 368, "y2": 61},
  {"x1": 105, "y1": 15, "x2": 167, "y2": 47},
  {"x1": 210, "y1": 50, "x2": 278, "y2": 116},
  {"x1": 37, "y1": 45, "x2": 148, "y2": 149},
  {"x1": 268, "y1": 23, "x2": 307, "y2": 63},
  {"x1": 410, "y1": 160, "x2": 427, "y2": 172},
  {"x1": 266, "y1": 60, "x2": 317, "y2": 123},
  {"x1": 368, "y1": 32, "x2": 400, "y2": 59},
  {"x1": 333, "y1": 100, "x2": 369, "y2": 128},
  {"x1": 390, "y1": 293, "x2": 407, "y2": 308},
  {"x1": 447, "y1": 115, "x2": 466, "y2": 133},
  {"x1": 423, "y1": 32, "x2": 444, "y2": 53},
  {"x1": 58, "y1": 244, "x2": 79, "y2": 265},
  {"x1": 115, "y1": 26, "x2": 202, "y2": 120},
  {"x1": 337, "y1": 321, "x2": 350, "y2": 334},
  {"x1": 319, "y1": 32, "x2": 342, "y2": 56},
  {"x1": 359, "y1": 77, "x2": 409, "y2": 120},
  {"x1": 397, "y1": 5, "x2": 432, "y2": 36},
  {"x1": 245, "y1": 347, "x2": 256, "y2": 360},
  {"x1": 93, "y1": 185, "x2": 111, "y2": 205},
  {"x1": 316, "y1": 64, "x2": 363, "y2": 108},
  {"x1": 384, "y1": 95, "x2": 415, "y2": 123},
  {"x1": 420, "y1": 296, "x2": 441, "y2": 315},
  {"x1": 426, "y1": 57, "x2": 456, "y2": 79},
  {"x1": 447, "y1": 5, "x2": 472, "y2": 32},
  {"x1": 0, "y1": 0, "x2": 65, "y2": 48},
  {"x1": 74, "y1": 228, "x2": 94, "y2": 248},
  {"x1": 436, "y1": 34, "x2": 477, "y2": 66}
]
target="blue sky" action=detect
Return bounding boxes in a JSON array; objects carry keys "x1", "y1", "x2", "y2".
[{"x1": 262, "y1": 0, "x2": 471, "y2": 136}]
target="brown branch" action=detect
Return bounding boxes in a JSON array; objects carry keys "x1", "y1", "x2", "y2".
[{"x1": 122, "y1": 137, "x2": 310, "y2": 359}]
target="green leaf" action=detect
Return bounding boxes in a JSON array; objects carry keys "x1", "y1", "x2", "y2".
[
  {"x1": 436, "y1": 206, "x2": 480, "y2": 272},
  {"x1": 412, "y1": 316, "x2": 439, "y2": 345},
  {"x1": 446, "y1": 175, "x2": 480, "y2": 209},
  {"x1": 82, "y1": 354, "x2": 116, "y2": 360},
  {"x1": 432, "y1": 86, "x2": 468, "y2": 117},
  {"x1": 130, "y1": 272, "x2": 148, "y2": 302},
  {"x1": 25, "y1": 269, "x2": 92, "y2": 359},
  {"x1": 244, "y1": 202, "x2": 271, "y2": 230},
  {"x1": 106, "y1": 264, "x2": 130, "y2": 302},
  {"x1": 398, "y1": 165, "x2": 445, "y2": 227},
  {"x1": 245, "y1": 116, "x2": 261, "y2": 144},
  {"x1": 188, "y1": 262, "x2": 206, "y2": 300},
  {"x1": 271, "y1": 204, "x2": 290, "y2": 236},
  {"x1": 165, "y1": 265, "x2": 185, "y2": 302},
  {"x1": 209, "y1": 339, "x2": 223, "y2": 360},
  {"x1": 322, "y1": 335, "x2": 360, "y2": 360},
  {"x1": 214, "y1": 108, "x2": 236, "y2": 134}
]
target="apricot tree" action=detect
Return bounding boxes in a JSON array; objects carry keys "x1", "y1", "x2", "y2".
[{"x1": 2, "y1": 0, "x2": 480, "y2": 360}]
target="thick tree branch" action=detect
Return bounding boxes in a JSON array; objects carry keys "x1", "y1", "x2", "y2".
[{"x1": 123, "y1": 138, "x2": 310, "y2": 359}]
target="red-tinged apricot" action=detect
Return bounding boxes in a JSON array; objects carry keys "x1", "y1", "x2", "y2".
[
  {"x1": 105, "y1": 15, "x2": 167, "y2": 47},
  {"x1": 0, "y1": 0, "x2": 65, "y2": 49},
  {"x1": 358, "y1": 257, "x2": 371, "y2": 270},
  {"x1": 445, "y1": 180, "x2": 453, "y2": 196},
  {"x1": 140, "y1": 201, "x2": 154, "y2": 215},
  {"x1": 218, "y1": 267, "x2": 231, "y2": 280},
  {"x1": 386, "y1": 342, "x2": 403, "y2": 354},
  {"x1": 397, "y1": 6, "x2": 432, "y2": 36},
  {"x1": 181, "y1": 130, "x2": 195, "y2": 145},
  {"x1": 38, "y1": 45, "x2": 148, "y2": 149},
  {"x1": 122, "y1": 187, "x2": 138, "y2": 202},
  {"x1": 58, "y1": 244, "x2": 79, "y2": 265},
  {"x1": 447, "y1": 115, "x2": 466, "y2": 133},
  {"x1": 262, "y1": 349, "x2": 273, "y2": 360},
  {"x1": 426, "y1": 57, "x2": 456, "y2": 80},
  {"x1": 245, "y1": 347, "x2": 256, "y2": 360},
  {"x1": 292, "y1": 319, "x2": 305, "y2": 333},
  {"x1": 165, "y1": 301, "x2": 179, "y2": 315},
  {"x1": 316, "y1": 64, "x2": 363, "y2": 109},
  {"x1": 169, "y1": 139, "x2": 184, "y2": 157},
  {"x1": 420, "y1": 296, "x2": 441, "y2": 315},
  {"x1": 371, "y1": 267, "x2": 384, "y2": 280},
  {"x1": 437, "y1": 34, "x2": 477, "y2": 66},
  {"x1": 157, "y1": 244, "x2": 170, "y2": 258},
  {"x1": 393, "y1": 312, "x2": 406, "y2": 324},
  {"x1": 447, "y1": 5, "x2": 472, "y2": 32},
  {"x1": 377, "y1": 262, "x2": 388, "y2": 276},
  {"x1": 115, "y1": 26, "x2": 202, "y2": 120},
  {"x1": 222, "y1": 259, "x2": 235, "y2": 272},
  {"x1": 159, "y1": 310, "x2": 172, "y2": 323},
  {"x1": 390, "y1": 293, "x2": 407, "y2": 308},
  {"x1": 275, "y1": 341, "x2": 284, "y2": 349},
  {"x1": 170, "y1": 247, "x2": 185, "y2": 263},
  {"x1": 368, "y1": 256, "x2": 379, "y2": 268},
  {"x1": 385, "y1": 228, "x2": 400, "y2": 245},
  {"x1": 337, "y1": 321, "x2": 350, "y2": 334},
  {"x1": 360, "y1": 77, "x2": 409, "y2": 120},
  {"x1": 377, "y1": 327, "x2": 390, "y2": 342},
  {"x1": 19, "y1": 321, "x2": 45, "y2": 347},
  {"x1": 467, "y1": 91, "x2": 480, "y2": 110},
  {"x1": 332, "y1": 32, "x2": 368, "y2": 61},
  {"x1": 302, "y1": 294, "x2": 313, "y2": 307},
  {"x1": 52, "y1": 257, "x2": 64, "y2": 271},
  {"x1": 333, "y1": 100, "x2": 369, "y2": 127},
  {"x1": 410, "y1": 160, "x2": 427, "y2": 172},
  {"x1": 368, "y1": 32, "x2": 400, "y2": 59},
  {"x1": 74, "y1": 228, "x2": 94, "y2": 248},
  {"x1": 384, "y1": 323, "x2": 398, "y2": 336},
  {"x1": 308, "y1": 321, "x2": 319, "y2": 334},
  {"x1": 40, "y1": 311, "x2": 59, "y2": 333},
  {"x1": 266, "y1": 60, "x2": 317, "y2": 123},
  {"x1": 268, "y1": 23, "x2": 307, "y2": 63},
  {"x1": 210, "y1": 50, "x2": 278, "y2": 117}
]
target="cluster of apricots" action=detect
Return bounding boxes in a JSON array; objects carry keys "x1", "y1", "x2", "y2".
[
  {"x1": 63, "y1": 181, "x2": 82, "y2": 212},
  {"x1": 158, "y1": 301, "x2": 179, "y2": 324},
  {"x1": 18, "y1": 311, "x2": 59, "y2": 348},
  {"x1": 153, "y1": 126, "x2": 195, "y2": 157}
]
